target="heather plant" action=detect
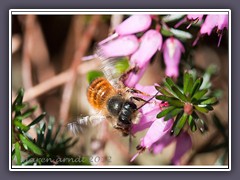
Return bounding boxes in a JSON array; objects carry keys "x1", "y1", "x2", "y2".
[{"x1": 11, "y1": 13, "x2": 229, "y2": 166}]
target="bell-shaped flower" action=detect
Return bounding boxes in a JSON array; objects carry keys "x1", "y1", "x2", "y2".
[
  {"x1": 99, "y1": 15, "x2": 152, "y2": 45},
  {"x1": 162, "y1": 37, "x2": 185, "y2": 78},
  {"x1": 194, "y1": 14, "x2": 229, "y2": 46},
  {"x1": 98, "y1": 35, "x2": 139, "y2": 58},
  {"x1": 124, "y1": 30, "x2": 163, "y2": 87},
  {"x1": 200, "y1": 15, "x2": 219, "y2": 35},
  {"x1": 115, "y1": 15, "x2": 152, "y2": 36},
  {"x1": 150, "y1": 130, "x2": 192, "y2": 165},
  {"x1": 131, "y1": 84, "x2": 159, "y2": 134}
]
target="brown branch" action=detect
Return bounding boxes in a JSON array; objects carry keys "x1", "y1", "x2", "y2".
[
  {"x1": 20, "y1": 15, "x2": 42, "y2": 116},
  {"x1": 22, "y1": 60, "x2": 100, "y2": 102},
  {"x1": 59, "y1": 15, "x2": 101, "y2": 123}
]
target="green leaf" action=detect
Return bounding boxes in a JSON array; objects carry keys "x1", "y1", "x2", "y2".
[
  {"x1": 188, "y1": 115, "x2": 197, "y2": 132},
  {"x1": 17, "y1": 106, "x2": 37, "y2": 121},
  {"x1": 15, "y1": 142, "x2": 21, "y2": 165},
  {"x1": 37, "y1": 123, "x2": 46, "y2": 146},
  {"x1": 192, "y1": 112, "x2": 207, "y2": 133},
  {"x1": 186, "y1": 76, "x2": 193, "y2": 97},
  {"x1": 87, "y1": 70, "x2": 104, "y2": 84},
  {"x1": 162, "y1": 14, "x2": 185, "y2": 23},
  {"x1": 13, "y1": 103, "x2": 26, "y2": 112},
  {"x1": 170, "y1": 28, "x2": 193, "y2": 40},
  {"x1": 171, "y1": 86, "x2": 187, "y2": 102},
  {"x1": 44, "y1": 117, "x2": 54, "y2": 149},
  {"x1": 115, "y1": 58, "x2": 129, "y2": 74},
  {"x1": 165, "y1": 77, "x2": 175, "y2": 87},
  {"x1": 200, "y1": 97, "x2": 218, "y2": 105},
  {"x1": 160, "y1": 26, "x2": 173, "y2": 37},
  {"x1": 156, "y1": 106, "x2": 175, "y2": 119},
  {"x1": 155, "y1": 86, "x2": 174, "y2": 97},
  {"x1": 19, "y1": 134, "x2": 43, "y2": 155},
  {"x1": 28, "y1": 112, "x2": 46, "y2": 127},
  {"x1": 156, "y1": 95, "x2": 184, "y2": 107},
  {"x1": 190, "y1": 77, "x2": 203, "y2": 97},
  {"x1": 183, "y1": 72, "x2": 190, "y2": 94},
  {"x1": 191, "y1": 89, "x2": 208, "y2": 102},
  {"x1": 194, "y1": 105, "x2": 209, "y2": 113},
  {"x1": 12, "y1": 88, "x2": 24, "y2": 109},
  {"x1": 171, "y1": 112, "x2": 188, "y2": 136},
  {"x1": 14, "y1": 120, "x2": 30, "y2": 132},
  {"x1": 50, "y1": 124, "x2": 61, "y2": 146},
  {"x1": 164, "y1": 108, "x2": 182, "y2": 121}
]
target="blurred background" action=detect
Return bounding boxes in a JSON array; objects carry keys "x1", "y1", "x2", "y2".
[{"x1": 11, "y1": 14, "x2": 229, "y2": 166}]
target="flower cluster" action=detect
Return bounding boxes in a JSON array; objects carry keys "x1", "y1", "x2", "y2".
[{"x1": 96, "y1": 14, "x2": 226, "y2": 165}]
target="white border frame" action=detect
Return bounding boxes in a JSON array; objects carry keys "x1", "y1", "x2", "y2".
[{"x1": 9, "y1": 9, "x2": 231, "y2": 171}]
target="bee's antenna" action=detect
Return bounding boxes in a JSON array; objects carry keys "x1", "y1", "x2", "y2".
[{"x1": 134, "y1": 92, "x2": 159, "y2": 112}]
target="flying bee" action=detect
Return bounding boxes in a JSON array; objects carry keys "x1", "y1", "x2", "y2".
[
  {"x1": 68, "y1": 48, "x2": 152, "y2": 137},
  {"x1": 87, "y1": 76, "x2": 138, "y2": 136}
]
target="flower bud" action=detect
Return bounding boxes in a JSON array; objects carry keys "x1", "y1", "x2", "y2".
[
  {"x1": 162, "y1": 37, "x2": 185, "y2": 78},
  {"x1": 99, "y1": 35, "x2": 139, "y2": 58},
  {"x1": 115, "y1": 15, "x2": 152, "y2": 35},
  {"x1": 130, "y1": 30, "x2": 163, "y2": 68},
  {"x1": 124, "y1": 30, "x2": 162, "y2": 87}
]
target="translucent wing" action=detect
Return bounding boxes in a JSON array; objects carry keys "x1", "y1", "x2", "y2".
[
  {"x1": 95, "y1": 47, "x2": 125, "y2": 89},
  {"x1": 68, "y1": 114, "x2": 106, "y2": 135}
]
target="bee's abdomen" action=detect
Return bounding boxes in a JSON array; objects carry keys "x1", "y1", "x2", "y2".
[{"x1": 87, "y1": 77, "x2": 116, "y2": 110}]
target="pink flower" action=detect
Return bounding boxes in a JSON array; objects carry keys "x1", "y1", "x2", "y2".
[
  {"x1": 151, "y1": 131, "x2": 192, "y2": 165},
  {"x1": 194, "y1": 14, "x2": 228, "y2": 46},
  {"x1": 131, "y1": 84, "x2": 159, "y2": 134},
  {"x1": 124, "y1": 30, "x2": 163, "y2": 87},
  {"x1": 99, "y1": 15, "x2": 152, "y2": 45},
  {"x1": 200, "y1": 15, "x2": 219, "y2": 35},
  {"x1": 175, "y1": 14, "x2": 204, "y2": 29},
  {"x1": 115, "y1": 15, "x2": 152, "y2": 36},
  {"x1": 162, "y1": 37, "x2": 185, "y2": 78},
  {"x1": 98, "y1": 35, "x2": 139, "y2": 58},
  {"x1": 187, "y1": 14, "x2": 204, "y2": 21}
]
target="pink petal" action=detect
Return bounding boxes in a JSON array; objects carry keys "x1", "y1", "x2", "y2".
[
  {"x1": 151, "y1": 130, "x2": 174, "y2": 154},
  {"x1": 187, "y1": 14, "x2": 204, "y2": 21},
  {"x1": 171, "y1": 131, "x2": 192, "y2": 165},
  {"x1": 130, "y1": 30, "x2": 163, "y2": 68},
  {"x1": 200, "y1": 15, "x2": 219, "y2": 35},
  {"x1": 99, "y1": 35, "x2": 139, "y2": 58},
  {"x1": 162, "y1": 38, "x2": 184, "y2": 78},
  {"x1": 124, "y1": 65, "x2": 147, "y2": 88},
  {"x1": 115, "y1": 15, "x2": 152, "y2": 36},
  {"x1": 131, "y1": 105, "x2": 159, "y2": 134},
  {"x1": 217, "y1": 15, "x2": 228, "y2": 30},
  {"x1": 140, "y1": 118, "x2": 169, "y2": 148}
]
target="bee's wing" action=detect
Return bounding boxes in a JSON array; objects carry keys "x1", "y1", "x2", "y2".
[
  {"x1": 95, "y1": 48, "x2": 124, "y2": 89},
  {"x1": 68, "y1": 114, "x2": 106, "y2": 135}
]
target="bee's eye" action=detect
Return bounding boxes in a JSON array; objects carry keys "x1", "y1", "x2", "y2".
[{"x1": 124, "y1": 101, "x2": 137, "y2": 110}]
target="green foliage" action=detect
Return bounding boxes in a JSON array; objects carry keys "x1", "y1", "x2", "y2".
[
  {"x1": 12, "y1": 88, "x2": 90, "y2": 165},
  {"x1": 87, "y1": 70, "x2": 104, "y2": 84},
  {"x1": 160, "y1": 25, "x2": 192, "y2": 41},
  {"x1": 155, "y1": 71, "x2": 218, "y2": 136},
  {"x1": 115, "y1": 57, "x2": 130, "y2": 74}
]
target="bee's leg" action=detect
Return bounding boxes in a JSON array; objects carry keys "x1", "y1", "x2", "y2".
[
  {"x1": 119, "y1": 66, "x2": 139, "y2": 82},
  {"x1": 130, "y1": 96, "x2": 149, "y2": 103},
  {"x1": 127, "y1": 88, "x2": 150, "y2": 96},
  {"x1": 113, "y1": 124, "x2": 130, "y2": 136}
]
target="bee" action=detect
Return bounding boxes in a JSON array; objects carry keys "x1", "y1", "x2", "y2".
[{"x1": 68, "y1": 48, "x2": 150, "y2": 137}]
